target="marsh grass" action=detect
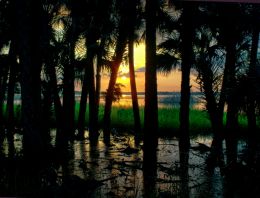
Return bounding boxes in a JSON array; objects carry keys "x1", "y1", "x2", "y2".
[{"x1": 4, "y1": 103, "x2": 250, "y2": 136}]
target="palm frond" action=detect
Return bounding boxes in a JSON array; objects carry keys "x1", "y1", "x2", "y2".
[{"x1": 156, "y1": 52, "x2": 180, "y2": 74}]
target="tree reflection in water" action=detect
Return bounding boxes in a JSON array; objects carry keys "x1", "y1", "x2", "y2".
[{"x1": 0, "y1": 131, "x2": 258, "y2": 197}]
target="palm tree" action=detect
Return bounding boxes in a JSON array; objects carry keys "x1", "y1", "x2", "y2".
[
  {"x1": 40, "y1": 2, "x2": 66, "y2": 146},
  {"x1": 143, "y1": 0, "x2": 158, "y2": 178},
  {"x1": 217, "y1": 4, "x2": 251, "y2": 165},
  {"x1": 76, "y1": 0, "x2": 115, "y2": 142},
  {"x1": 193, "y1": 3, "x2": 252, "y2": 167},
  {"x1": 6, "y1": 40, "x2": 18, "y2": 141},
  {"x1": 200, "y1": 3, "x2": 254, "y2": 166},
  {"x1": 0, "y1": 0, "x2": 12, "y2": 130},
  {"x1": 128, "y1": 0, "x2": 142, "y2": 137},
  {"x1": 15, "y1": 0, "x2": 44, "y2": 159},
  {"x1": 179, "y1": 3, "x2": 195, "y2": 151},
  {"x1": 193, "y1": 25, "x2": 226, "y2": 168},
  {"x1": 80, "y1": 37, "x2": 98, "y2": 141},
  {"x1": 0, "y1": 55, "x2": 8, "y2": 129},
  {"x1": 62, "y1": 2, "x2": 80, "y2": 141},
  {"x1": 128, "y1": 39, "x2": 142, "y2": 135},
  {"x1": 244, "y1": 6, "x2": 260, "y2": 166},
  {"x1": 103, "y1": 0, "x2": 129, "y2": 144}
]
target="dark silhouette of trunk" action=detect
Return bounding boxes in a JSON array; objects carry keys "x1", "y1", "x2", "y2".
[
  {"x1": 180, "y1": 150, "x2": 189, "y2": 198},
  {"x1": 77, "y1": 45, "x2": 91, "y2": 139},
  {"x1": 78, "y1": 38, "x2": 98, "y2": 141},
  {"x1": 179, "y1": 4, "x2": 194, "y2": 151},
  {"x1": 77, "y1": 69, "x2": 89, "y2": 138},
  {"x1": 95, "y1": 56, "x2": 101, "y2": 117},
  {"x1": 16, "y1": 3, "x2": 47, "y2": 194},
  {"x1": 225, "y1": 33, "x2": 238, "y2": 165},
  {"x1": 87, "y1": 44, "x2": 98, "y2": 142},
  {"x1": 47, "y1": 63, "x2": 66, "y2": 147},
  {"x1": 207, "y1": 33, "x2": 238, "y2": 168},
  {"x1": 143, "y1": 157, "x2": 157, "y2": 198},
  {"x1": 44, "y1": 58, "x2": 64, "y2": 146},
  {"x1": 63, "y1": 41, "x2": 75, "y2": 140},
  {"x1": 6, "y1": 41, "x2": 17, "y2": 141},
  {"x1": 42, "y1": 35, "x2": 65, "y2": 147},
  {"x1": 129, "y1": 38, "x2": 141, "y2": 136},
  {"x1": 41, "y1": 81, "x2": 52, "y2": 144},
  {"x1": 128, "y1": 0, "x2": 141, "y2": 138},
  {"x1": 143, "y1": 0, "x2": 158, "y2": 179},
  {"x1": 246, "y1": 24, "x2": 259, "y2": 166},
  {"x1": 200, "y1": 61, "x2": 224, "y2": 168},
  {"x1": 16, "y1": 0, "x2": 43, "y2": 158},
  {"x1": 62, "y1": 5, "x2": 78, "y2": 141},
  {"x1": 207, "y1": 6, "x2": 242, "y2": 168},
  {"x1": 39, "y1": 3, "x2": 65, "y2": 147},
  {"x1": 95, "y1": 38, "x2": 106, "y2": 127},
  {"x1": 206, "y1": 51, "x2": 232, "y2": 168},
  {"x1": 0, "y1": 62, "x2": 8, "y2": 129},
  {"x1": 197, "y1": 54, "x2": 225, "y2": 168},
  {"x1": 103, "y1": 32, "x2": 127, "y2": 144}
]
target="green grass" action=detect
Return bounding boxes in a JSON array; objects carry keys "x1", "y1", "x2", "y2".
[{"x1": 3, "y1": 103, "x2": 250, "y2": 136}]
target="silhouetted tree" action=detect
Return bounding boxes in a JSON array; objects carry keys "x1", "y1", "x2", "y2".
[
  {"x1": 143, "y1": 0, "x2": 158, "y2": 181},
  {"x1": 246, "y1": 7, "x2": 260, "y2": 166},
  {"x1": 128, "y1": 0, "x2": 141, "y2": 138},
  {"x1": 179, "y1": 3, "x2": 195, "y2": 151},
  {"x1": 0, "y1": 55, "x2": 8, "y2": 129},
  {"x1": 62, "y1": 3, "x2": 78, "y2": 141},
  {"x1": 6, "y1": 41, "x2": 18, "y2": 141},
  {"x1": 103, "y1": 0, "x2": 129, "y2": 144},
  {"x1": 16, "y1": 0, "x2": 44, "y2": 157}
]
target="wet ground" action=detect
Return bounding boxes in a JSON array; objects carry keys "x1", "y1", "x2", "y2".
[{"x1": 0, "y1": 130, "x2": 259, "y2": 197}]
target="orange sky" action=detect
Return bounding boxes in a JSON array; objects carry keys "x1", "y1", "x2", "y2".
[{"x1": 100, "y1": 43, "x2": 198, "y2": 92}]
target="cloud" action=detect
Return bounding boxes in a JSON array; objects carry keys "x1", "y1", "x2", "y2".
[
  {"x1": 135, "y1": 67, "x2": 145, "y2": 73},
  {"x1": 118, "y1": 72, "x2": 130, "y2": 78}
]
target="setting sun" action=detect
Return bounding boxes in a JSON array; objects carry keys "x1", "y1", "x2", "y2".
[{"x1": 121, "y1": 76, "x2": 128, "y2": 81}]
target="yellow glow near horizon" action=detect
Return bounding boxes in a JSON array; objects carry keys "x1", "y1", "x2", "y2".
[
  {"x1": 101, "y1": 43, "x2": 198, "y2": 92},
  {"x1": 134, "y1": 43, "x2": 145, "y2": 69},
  {"x1": 115, "y1": 43, "x2": 145, "y2": 91},
  {"x1": 121, "y1": 76, "x2": 128, "y2": 81}
]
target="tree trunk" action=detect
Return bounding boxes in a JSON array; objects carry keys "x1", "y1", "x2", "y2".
[
  {"x1": 143, "y1": 0, "x2": 158, "y2": 178},
  {"x1": 16, "y1": 0, "x2": 43, "y2": 158},
  {"x1": 95, "y1": 57, "x2": 101, "y2": 120},
  {"x1": 95, "y1": 38, "x2": 106, "y2": 129},
  {"x1": 129, "y1": 36, "x2": 141, "y2": 136},
  {"x1": 77, "y1": 68, "x2": 89, "y2": 138},
  {"x1": 103, "y1": 33, "x2": 127, "y2": 144},
  {"x1": 78, "y1": 39, "x2": 98, "y2": 141},
  {"x1": 198, "y1": 59, "x2": 225, "y2": 168},
  {"x1": 41, "y1": 81, "x2": 52, "y2": 144},
  {"x1": 179, "y1": 150, "x2": 190, "y2": 198},
  {"x1": 179, "y1": 4, "x2": 194, "y2": 151},
  {"x1": 45, "y1": 60, "x2": 64, "y2": 146},
  {"x1": 0, "y1": 61, "x2": 8, "y2": 129},
  {"x1": 87, "y1": 43, "x2": 98, "y2": 142},
  {"x1": 246, "y1": 25, "x2": 259, "y2": 166},
  {"x1": 63, "y1": 42, "x2": 75, "y2": 140},
  {"x1": 6, "y1": 41, "x2": 17, "y2": 141},
  {"x1": 222, "y1": 32, "x2": 238, "y2": 165},
  {"x1": 207, "y1": 53, "x2": 231, "y2": 168}
]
